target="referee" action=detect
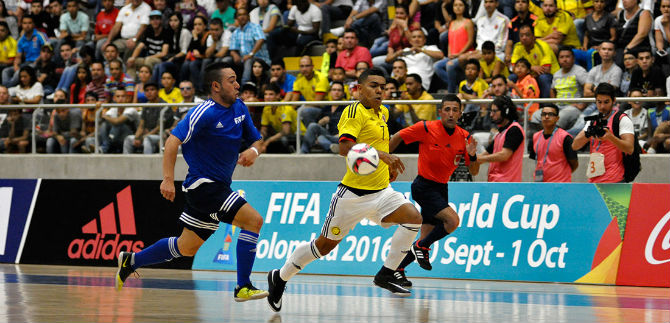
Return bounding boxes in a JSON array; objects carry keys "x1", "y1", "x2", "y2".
[{"x1": 388, "y1": 94, "x2": 480, "y2": 286}]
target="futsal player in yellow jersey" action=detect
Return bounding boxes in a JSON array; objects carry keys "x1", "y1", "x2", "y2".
[{"x1": 266, "y1": 68, "x2": 423, "y2": 312}]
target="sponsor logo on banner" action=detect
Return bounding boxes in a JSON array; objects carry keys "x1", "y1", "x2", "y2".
[
  {"x1": 193, "y1": 181, "x2": 617, "y2": 284},
  {"x1": 0, "y1": 180, "x2": 38, "y2": 263},
  {"x1": 67, "y1": 186, "x2": 145, "y2": 260},
  {"x1": 21, "y1": 180, "x2": 192, "y2": 268},
  {"x1": 617, "y1": 183, "x2": 670, "y2": 287}
]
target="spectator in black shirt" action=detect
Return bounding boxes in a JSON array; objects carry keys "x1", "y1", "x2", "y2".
[
  {"x1": 127, "y1": 10, "x2": 172, "y2": 80},
  {"x1": 300, "y1": 81, "x2": 347, "y2": 153},
  {"x1": 35, "y1": 44, "x2": 57, "y2": 95},
  {"x1": 0, "y1": 108, "x2": 29, "y2": 153},
  {"x1": 629, "y1": 47, "x2": 665, "y2": 97}
]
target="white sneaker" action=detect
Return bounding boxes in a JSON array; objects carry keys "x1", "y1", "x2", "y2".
[{"x1": 330, "y1": 27, "x2": 345, "y2": 37}]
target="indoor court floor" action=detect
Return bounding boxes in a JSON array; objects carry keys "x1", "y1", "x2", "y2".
[{"x1": 0, "y1": 264, "x2": 668, "y2": 323}]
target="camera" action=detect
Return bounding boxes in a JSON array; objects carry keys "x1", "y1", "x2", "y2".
[
  {"x1": 584, "y1": 113, "x2": 607, "y2": 138},
  {"x1": 390, "y1": 91, "x2": 401, "y2": 99}
]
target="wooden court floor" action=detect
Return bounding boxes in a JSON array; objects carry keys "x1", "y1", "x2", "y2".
[{"x1": 0, "y1": 264, "x2": 668, "y2": 323}]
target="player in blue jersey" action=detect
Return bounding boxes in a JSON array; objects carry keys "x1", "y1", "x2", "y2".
[{"x1": 115, "y1": 62, "x2": 268, "y2": 302}]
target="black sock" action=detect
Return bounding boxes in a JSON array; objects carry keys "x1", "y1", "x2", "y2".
[
  {"x1": 397, "y1": 252, "x2": 416, "y2": 271},
  {"x1": 418, "y1": 223, "x2": 449, "y2": 248}
]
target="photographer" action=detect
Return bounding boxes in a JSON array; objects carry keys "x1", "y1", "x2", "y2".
[{"x1": 572, "y1": 83, "x2": 635, "y2": 183}]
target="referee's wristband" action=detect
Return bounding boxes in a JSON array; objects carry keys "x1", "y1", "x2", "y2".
[
  {"x1": 250, "y1": 147, "x2": 260, "y2": 156},
  {"x1": 468, "y1": 154, "x2": 477, "y2": 162}
]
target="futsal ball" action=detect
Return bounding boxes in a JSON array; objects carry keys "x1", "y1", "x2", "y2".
[{"x1": 346, "y1": 143, "x2": 379, "y2": 175}]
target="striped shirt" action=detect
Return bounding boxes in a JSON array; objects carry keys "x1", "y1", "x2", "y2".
[{"x1": 229, "y1": 22, "x2": 270, "y2": 65}]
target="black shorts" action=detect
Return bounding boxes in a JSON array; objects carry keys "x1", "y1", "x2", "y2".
[
  {"x1": 180, "y1": 181, "x2": 247, "y2": 240},
  {"x1": 411, "y1": 176, "x2": 450, "y2": 226}
]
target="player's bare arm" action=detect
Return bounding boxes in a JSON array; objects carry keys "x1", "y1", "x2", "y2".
[
  {"x1": 466, "y1": 137, "x2": 480, "y2": 176},
  {"x1": 160, "y1": 134, "x2": 182, "y2": 202},
  {"x1": 238, "y1": 139, "x2": 263, "y2": 167}
]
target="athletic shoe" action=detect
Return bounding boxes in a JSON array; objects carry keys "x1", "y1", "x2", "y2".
[
  {"x1": 394, "y1": 269, "x2": 412, "y2": 288},
  {"x1": 234, "y1": 283, "x2": 269, "y2": 302},
  {"x1": 373, "y1": 271, "x2": 411, "y2": 296},
  {"x1": 267, "y1": 269, "x2": 286, "y2": 312},
  {"x1": 411, "y1": 241, "x2": 432, "y2": 270},
  {"x1": 115, "y1": 251, "x2": 135, "y2": 291}
]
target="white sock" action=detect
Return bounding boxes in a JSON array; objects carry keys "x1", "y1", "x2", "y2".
[
  {"x1": 384, "y1": 224, "x2": 420, "y2": 270},
  {"x1": 279, "y1": 240, "x2": 322, "y2": 281}
]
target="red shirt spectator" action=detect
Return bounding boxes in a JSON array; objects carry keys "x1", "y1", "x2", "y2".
[
  {"x1": 95, "y1": 6, "x2": 119, "y2": 37},
  {"x1": 335, "y1": 30, "x2": 372, "y2": 78}
]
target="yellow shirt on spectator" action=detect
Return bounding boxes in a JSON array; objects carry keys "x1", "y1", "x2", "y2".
[
  {"x1": 480, "y1": 56, "x2": 510, "y2": 79},
  {"x1": 292, "y1": 71, "x2": 329, "y2": 101},
  {"x1": 261, "y1": 105, "x2": 306, "y2": 135},
  {"x1": 534, "y1": 10, "x2": 581, "y2": 48},
  {"x1": 395, "y1": 91, "x2": 436, "y2": 125},
  {"x1": 0, "y1": 36, "x2": 17, "y2": 62},
  {"x1": 459, "y1": 78, "x2": 489, "y2": 98},
  {"x1": 511, "y1": 39, "x2": 560, "y2": 74},
  {"x1": 159, "y1": 87, "x2": 184, "y2": 104}
]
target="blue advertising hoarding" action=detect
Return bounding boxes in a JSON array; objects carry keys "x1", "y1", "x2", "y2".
[
  {"x1": 0, "y1": 179, "x2": 39, "y2": 263},
  {"x1": 192, "y1": 181, "x2": 614, "y2": 283}
]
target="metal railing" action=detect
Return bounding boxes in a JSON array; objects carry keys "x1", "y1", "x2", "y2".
[{"x1": 1, "y1": 96, "x2": 667, "y2": 154}]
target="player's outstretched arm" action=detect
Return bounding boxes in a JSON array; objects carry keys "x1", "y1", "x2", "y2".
[
  {"x1": 238, "y1": 139, "x2": 262, "y2": 167},
  {"x1": 378, "y1": 151, "x2": 405, "y2": 175},
  {"x1": 160, "y1": 134, "x2": 182, "y2": 202},
  {"x1": 466, "y1": 137, "x2": 480, "y2": 176},
  {"x1": 388, "y1": 134, "x2": 404, "y2": 153}
]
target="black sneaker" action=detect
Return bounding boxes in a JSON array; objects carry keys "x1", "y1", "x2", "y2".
[
  {"x1": 411, "y1": 241, "x2": 432, "y2": 270},
  {"x1": 267, "y1": 269, "x2": 286, "y2": 312},
  {"x1": 394, "y1": 269, "x2": 412, "y2": 288},
  {"x1": 115, "y1": 251, "x2": 135, "y2": 291},
  {"x1": 373, "y1": 272, "x2": 411, "y2": 296}
]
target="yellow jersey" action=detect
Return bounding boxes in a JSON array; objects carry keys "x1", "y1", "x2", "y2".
[
  {"x1": 292, "y1": 71, "x2": 330, "y2": 101},
  {"x1": 0, "y1": 36, "x2": 17, "y2": 63},
  {"x1": 480, "y1": 56, "x2": 510, "y2": 79},
  {"x1": 261, "y1": 105, "x2": 306, "y2": 135},
  {"x1": 459, "y1": 78, "x2": 489, "y2": 98},
  {"x1": 511, "y1": 39, "x2": 560, "y2": 74},
  {"x1": 395, "y1": 91, "x2": 437, "y2": 125},
  {"x1": 338, "y1": 102, "x2": 390, "y2": 190},
  {"x1": 159, "y1": 87, "x2": 184, "y2": 104},
  {"x1": 534, "y1": 10, "x2": 581, "y2": 48}
]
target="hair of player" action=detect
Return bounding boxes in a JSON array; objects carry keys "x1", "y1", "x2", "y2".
[
  {"x1": 358, "y1": 67, "x2": 386, "y2": 84},
  {"x1": 204, "y1": 61, "x2": 235, "y2": 95}
]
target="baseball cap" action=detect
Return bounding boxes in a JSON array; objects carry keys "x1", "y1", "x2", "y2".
[
  {"x1": 240, "y1": 82, "x2": 257, "y2": 93},
  {"x1": 149, "y1": 10, "x2": 162, "y2": 17}
]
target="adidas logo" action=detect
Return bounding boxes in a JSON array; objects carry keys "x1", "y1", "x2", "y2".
[
  {"x1": 67, "y1": 186, "x2": 145, "y2": 260},
  {"x1": 216, "y1": 122, "x2": 224, "y2": 128}
]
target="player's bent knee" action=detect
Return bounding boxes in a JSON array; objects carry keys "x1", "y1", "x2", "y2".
[
  {"x1": 314, "y1": 235, "x2": 340, "y2": 255},
  {"x1": 232, "y1": 204, "x2": 263, "y2": 233},
  {"x1": 177, "y1": 230, "x2": 205, "y2": 256}
]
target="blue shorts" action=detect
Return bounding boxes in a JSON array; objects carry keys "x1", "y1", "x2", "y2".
[
  {"x1": 411, "y1": 176, "x2": 449, "y2": 226},
  {"x1": 180, "y1": 181, "x2": 247, "y2": 240}
]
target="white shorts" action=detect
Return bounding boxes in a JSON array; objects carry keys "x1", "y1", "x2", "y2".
[{"x1": 321, "y1": 184, "x2": 411, "y2": 240}]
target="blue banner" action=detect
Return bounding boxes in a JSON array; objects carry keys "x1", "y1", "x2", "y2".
[
  {"x1": 193, "y1": 181, "x2": 612, "y2": 283},
  {"x1": 0, "y1": 179, "x2": 38, "y2": 263}
]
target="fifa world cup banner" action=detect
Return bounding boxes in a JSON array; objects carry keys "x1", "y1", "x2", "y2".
[{"x1": 193, "y1": 181, "x2": 632, "y2": 284}]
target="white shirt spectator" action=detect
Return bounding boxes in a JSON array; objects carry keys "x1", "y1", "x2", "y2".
[
  {"x1": 474, "y1": 10, "x2": 509, "y2": 60},
  {"x1": 352, "y1": 0, "x2": 386, "y2": 17},
  {"x1": 206, "y1": 29, "x2": 232, "y2": 50},
  {"x1": 9, "y1": 82, "x2": 43, "y2": 103},
  {"x1": 105, "y1": 107, "x2": 139, "y2": 125},
  {"x1": 116, "y1": 2, "x2": 151, "y2": 39},
  {"x1": 624, "y1": 107, "x2": 649, "y2": 138},
  {"x1": 400, "y1": 45, "x2": 441, "y2": 89},
  {"x1": 288, "y1": 4, "x2": 322, "y2": 32},
  {"x1": 197, "y1": 0, "x2": 216, "y2": 16},
  {"x1": 666, "y1": 75, "x2": 670, "y2": 96},
  {"x1": 17, "y1": 0, "x2": 48, "y2": 13},
  {"x1": 655, "y1": 16, "x2": 669, "y2": 48},
  {"x1": 250, "y1": 3, "x2": 284, "y2": 33}
]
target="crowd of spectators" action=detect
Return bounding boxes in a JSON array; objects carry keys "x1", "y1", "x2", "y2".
[{"x1": 1, "y1": 0, "x2": 669, "y2": 159}]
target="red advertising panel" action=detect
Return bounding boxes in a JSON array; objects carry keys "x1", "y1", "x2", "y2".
[{"x1": 616, "y1": 184, "x2": 670, "y2": 287}]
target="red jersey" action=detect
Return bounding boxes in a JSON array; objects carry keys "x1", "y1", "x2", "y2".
[
  {"x1": 335, "y1": 46, "x2": 373, "y2": 72},
  {"x1": 95, "y1": 8, "x2": 119, "y2": 36},
  {"x1": 398, "y1": 120, "x2": 472, "y2": 184}
]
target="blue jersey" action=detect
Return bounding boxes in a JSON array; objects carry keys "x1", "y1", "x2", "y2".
[{"x1": 172, "y1": 98, "x2": 261, "y2": 189}]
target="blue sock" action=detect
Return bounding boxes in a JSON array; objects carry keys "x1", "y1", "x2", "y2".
[
  {"x1": 236, "y1": 230, "x2": 259, "y2": 287},
  {"x1": 132, "y1": 237, "x2": 182, "y2": 269}
]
